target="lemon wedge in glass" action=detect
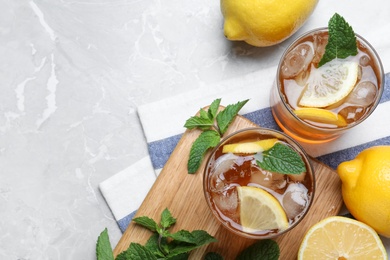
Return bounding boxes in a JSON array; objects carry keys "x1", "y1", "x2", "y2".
[
  {"x1": 222, "y1": 139, "x2": 278, "y2": 154},
  {"x1": 298, "y1": 216, "x2": 387, "y2": 259},
  {"x1": 294, "y1": 108, "x2": 347, "y2": 127},
  {"x1": 237, "y1": 186, "x2": 288, "y2": 232},
  {"x1": 299, "y1": 60, "x2": 359, "y2": 108}
]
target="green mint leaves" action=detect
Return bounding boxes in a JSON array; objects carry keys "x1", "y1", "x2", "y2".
[
  {"x1": 256, "y1": 143, "x2": 306, "y2": 175},
  {"x1": 318, "y1": 13, "x2": 358, "y2": 67},
  {"x1": 236, "y1": 240, "x2": 280, "y2": 260},
  {"x1": 96, "y1": 228, "x2": 115, "y2": 260},
  {"x1": 96, "y1": 211, "x2": 282, "y2": 260},
  {"x1": 187, "y1": 130, "x2": 221, "y2": 174},
  {"x1": 96, "y1": 208, "x2": 217, "y2": 260},
  {"x1": 124, "y1": 208, "x2": 217, "y2": 259},
  {"x1": 184, "y1": 98, "x2": 249, "y2": 174}
]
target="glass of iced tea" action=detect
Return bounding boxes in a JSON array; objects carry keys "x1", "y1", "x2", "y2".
[
  {"x1": 270, "y1": 28, "x2": 384, "y2": 143},
  {"x1": 203, "y1": 127, "x2": 315, "y2": 239}
]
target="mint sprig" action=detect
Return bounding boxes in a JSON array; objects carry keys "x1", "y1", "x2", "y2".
[
  {"x1": 236, "y1": 240, "x2": 280, "y2": 260},
  {"x1": 318, "y1": 13, "x2": 358, "y2": 67},
  {"x1": 96, "y1": 208, "x2": 217, "y2": 260},
  {"x1": 184, "y1": 98, "x2": 249, "y2": 174},
  {"x1": 96, "y1": 216, "x2": 280, "y2": 260},
  {"x1": 256, "y1": 143, "x2": 306, "y2": 175},
  {"x1": 96, "y1": 228, "x2": 115, "y2": 260}
]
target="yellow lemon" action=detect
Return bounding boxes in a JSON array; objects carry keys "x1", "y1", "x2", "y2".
[
  {"x1": 222, "y1": 138, "x2": 278, "y2": 153},
  {"x1": 298, "y1": 216, "x2": 387, "y2": 259},
  {"x1": 294, "y1": 108, "x2": 347, "y2": 127},
  {"x1": 237, "y1": 186, "x2": 289, "y2": 232},
  {"x1": 337, "y1": 146, "x2": 390, "y2": 237},
  {"x1": 299, "y1": 60, "x2": 359, "y2": 108},
  {"x1": 221, "y1": 0, "x2": 318, "y2": 47}
]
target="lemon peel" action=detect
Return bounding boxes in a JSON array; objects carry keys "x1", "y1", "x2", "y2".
[
  {"x1": 299, "y1": 60, "x2": 359, "y2": 108},
  {"x1": 237, "y1": 186, "x2": 288, "y2": 232},
  {"x1": 294, "y1": 108, "x2": 347, "y2": 127},
  {"x1": 298, "y1": 216, "x2": 387, "y2": 260},
  {"x1": 222, "y1": 139, "x2": 278, "y2": 154}
]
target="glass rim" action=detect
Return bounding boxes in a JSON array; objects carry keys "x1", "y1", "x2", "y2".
[
  {"x1": 276, "y1": 27, "x2": 385, "y2": 132},
  {"x1": 202, "y1": 127, "x2": 316, "y2": 239}
]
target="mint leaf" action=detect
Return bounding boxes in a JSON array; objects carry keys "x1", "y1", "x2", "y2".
[
  {"x1": 168, "y1": 230, "x2": 197, "y2": 244},
  {"x1": 200, "y1": 109, "x2": 210, "y2": 120},
  {"x1": 161, "y1": 208, "x2": 176, "y2": 229},
  {"x1": 205, "y1": 252, "x2": 224, "y2": 260},
  {"x1": 116, "y1": 243, "x2": 157, "y2": 260},
  {"x1": 145, "y1": 234, "x2": 166, "y2": 258},
  {"x1": 208, "y1": 98, "x2": 221, "y2": 119},
  {"x1": 216, "y1": 99, "x2": 249, "y2": 135},
  {"x1": 96, "y1": 228, "x2": 114, "y2": 260},
  {"x1": 189, "y1": 230, "x2": 218, "y2": 246},
  {"x1": 236, "y1": 240, "x2": 280, "y2": 260},
  {"x1": 184, "y1": 114, "x2": 213, "y2": 131},
  {"x1": 133, "y1": 216, "x2": 158, "y2": 232},
  {"x1": 188, "y1": 130, "x2": 221, "y2": 174},
  {"x1": 166, "y1": 230, "x2": 217, "y2": 258},
  {"x1": 256, "y1": 143, "x2": 306, "y2": 175},
  {"x1": 318, "y1": 13, "x2": 358, "y2": 67},
  {"x1": 165, "y1": 254, "x2": 190, "y2": 260}
]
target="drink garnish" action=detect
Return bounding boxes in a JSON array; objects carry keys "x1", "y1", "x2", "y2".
[
  {"x1": 294, "y1": 107, "x2": 347, "y2": 127},
  {"x1": 318, "y1": 13, "x2": 358, "y2": 67},
  {"x1": 299, "y1": 60, "x2": 359, "y2": 107},
  {"x1": 184, "y1": 98, "x2": 249, "y2": 174},
  {"x1": 96, "y1": 208, "x2": 217, "y2": 260},
  {"x1": 238, "y1": 186, "x2": 289, "y2": 232},
  {"x1": 256, "y1": 143, "x2": 306, "y2": 175},
  {"x1": 222, "y1": 138, "x2": 278, "y2": 154},
  {"x1": 96, "y1": 208, "x2": 281, "y2": 259}
]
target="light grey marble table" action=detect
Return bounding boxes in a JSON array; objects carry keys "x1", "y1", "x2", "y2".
[{"x1": 1, "y1": 0, "x2": 389, "y2": 259}]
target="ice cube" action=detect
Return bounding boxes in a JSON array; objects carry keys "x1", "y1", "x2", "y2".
[
  {"x1": 282, "y1": 183, "x2": 309, "y2": 220},
  {"x1": 312, "y1": 34, "x2": 328, "y2": 64},
  {"x1": 281, "y1": 42, "x2": 314, "y2": 79},
  {"x1": 209, "y1": 153, "x2": 239, "y2": 193},
  {"x1": 249, "y1": 165, "x2": 287, "y2": 193},
  {"x1": 294, "y1": 69, "x2": 310, "y2": 87},
  {"x1": 359, "y1": 55, "x2": 371, "y2": 67},
  {"x1": 212, "y1": 187, "x2": 239, "y2": 221},
  {"x1": 346, "y1": 81, "x2": 377, "y2": 106},
  {"x1": 338, "y1": 105, "x2": 365, "y2": 124},
  {"x1": 287, "y1": 171, "x2": 306, "y2": 183}
]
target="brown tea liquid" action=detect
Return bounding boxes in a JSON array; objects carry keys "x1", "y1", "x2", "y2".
[{"x1": 205, "y1": 132, "x2": 314, "y2": 236}]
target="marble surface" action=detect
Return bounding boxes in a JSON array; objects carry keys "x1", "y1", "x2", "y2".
[{"x1": 1, "y1": 0, "x2": 389, "y2": 259}]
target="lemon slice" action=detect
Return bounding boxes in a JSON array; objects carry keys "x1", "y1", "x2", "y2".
[
  {"x1": 222, "y1": 139, "x2": 278, "y2": 154},
  {"x1": 299, "y1": 60, "x2": 359, "y2": 107},
  {"x1": 294, "y1": 108, "x2": 347, "y2": 127},
  {"x1": 298, "y1": 216, "x2": 387, "y2": 260},
  {"x1": 237, "y1": 186, "x2": 289, "y2": 232}
]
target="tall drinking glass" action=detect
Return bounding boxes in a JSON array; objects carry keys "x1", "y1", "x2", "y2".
[{"x1": 270, "y1": 28, "x2": 384, "y2": 143}]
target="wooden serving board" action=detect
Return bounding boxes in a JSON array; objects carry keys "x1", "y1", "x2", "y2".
[{"x1": 114, "y1": 114, "x2": 343, "y2": 259}]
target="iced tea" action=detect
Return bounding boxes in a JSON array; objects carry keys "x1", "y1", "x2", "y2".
[
  {"x1": 270, "y1": 28, "x2": 384, "y2": 143},
  {"x1": 203, "y1": 128, "x2": 315, "y2": 239}
]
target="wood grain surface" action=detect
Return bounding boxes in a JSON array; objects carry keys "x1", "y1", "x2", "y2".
[{"x1": 113, "y1": 114, "x2": 343, "y2": 259}]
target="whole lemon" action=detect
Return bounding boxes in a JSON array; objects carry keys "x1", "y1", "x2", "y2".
[
  {"x1": 337, "y1": 146, "x2": 390, "y2": 237},
  {"x1": 221, "y1": 0, "x2": 318, "y2": 47}
]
